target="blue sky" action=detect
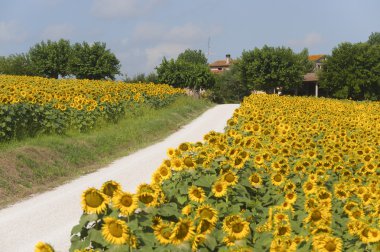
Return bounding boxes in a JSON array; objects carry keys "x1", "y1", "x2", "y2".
[{"x1": 1, "y1": 0, "x2": 379, "y2": 77}]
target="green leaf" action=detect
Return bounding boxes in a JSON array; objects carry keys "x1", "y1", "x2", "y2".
[
  {"x1": 204, "y1": 235, "x2": 217, "y2": 250},
  {"x1": 157, "y1": 202, "x2": 179, "y2": 217},
  {"x1": 194, "y1": 175, "x2": 216, "y2": 187}
]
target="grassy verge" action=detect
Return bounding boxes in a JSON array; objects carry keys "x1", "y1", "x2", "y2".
[{"x1": 0, "y1": 96, "x2": 214, "y2": 208}]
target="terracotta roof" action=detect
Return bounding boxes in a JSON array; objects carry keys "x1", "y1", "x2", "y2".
[
  {"x1": 209, "y1": 59, "x2": 233, "y2": 67},
  {"x1": 308, "y1": 54, "x2": 325, "y2": 62},
  {"x1": 304, "y1": 72, "x2": 318, "y2": 82}
]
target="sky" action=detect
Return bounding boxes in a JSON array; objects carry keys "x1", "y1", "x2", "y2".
[{"x1": 1, "y1": 0, "x2": 379, "y2": 78}]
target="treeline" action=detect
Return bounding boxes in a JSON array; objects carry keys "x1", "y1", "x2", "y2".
[
  {"x1": 2, "y1": 33, "x2": 379, "y2": 101},
  {"x1": 0, "y1": 39, "x2": 120, "y2": 80},
  {"x1": 154, "y1": 32, "x2": 380, "y2": 102}
]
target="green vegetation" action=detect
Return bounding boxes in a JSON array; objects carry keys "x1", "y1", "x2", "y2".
[
  {"x1": 237, "y1": 46, "x2": 313, "y2": 94},
  {"x1": 0, "y1": 96, "x2": 213, "y2": 208},
  {"x1": 1, "y1": 39, "x2": 120, "y2": 80},
  {"x1": 156, "y1": 49, "x2": 215, "y2": 91},
  {"x1": 319, "y1": 33, "x2": 380, "y2": 100}
]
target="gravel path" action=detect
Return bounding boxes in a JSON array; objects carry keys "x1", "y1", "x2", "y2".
[{"x1": 0, "y1": 104, "x2": 239, "y2": 252}]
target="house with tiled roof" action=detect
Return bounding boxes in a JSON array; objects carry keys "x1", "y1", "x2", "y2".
[
  {"x1": 209, "y1": 54, "x2": 233, "y2": 73},
  {"x1": 300, "y1": 54, "x2": 327, "y2": 97}
]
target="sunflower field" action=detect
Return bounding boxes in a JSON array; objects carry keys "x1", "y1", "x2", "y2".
[
  {"x1": 39, "y1": 94, "x2": 380, "y2": 252},
  {"x1": 0, "y1": 75, "x2": 185, "y2": 142}
]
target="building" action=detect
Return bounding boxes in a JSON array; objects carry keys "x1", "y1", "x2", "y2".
[
  {"x1": 300, "y1": 54, "x2": 326, "y2": 97},
  {"x1": 209, "y1": 54, "x2": 233, "y2": 73}
]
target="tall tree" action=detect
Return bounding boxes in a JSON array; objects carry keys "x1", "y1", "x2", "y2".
[
  {"x1": 69, "y1": 42, "x2": 120, "y2": 80},
  {"x1": 0, "y1": 53, "x2": 33, "y2": 76},
  {"x1": 156, "y1": 50, "x2": 214, "y2": 90},
  {"x1": 237, "y1": 46, "x2": 311, "y2": 93},
  {"x1": 319, "y1": 41, "x2": 380, "y2": 100},
  {"x1": 28, "y1": 39, "x2": 71, "y2": 78},
  {"x1": 368, "y1": 32, "x2": 380, "y2": 46},
  {"x1": 177, "y1": 49, "x2": 208, "y2": 65}
]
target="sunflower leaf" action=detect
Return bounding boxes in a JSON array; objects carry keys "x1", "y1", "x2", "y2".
[{"x1": 204, "y1": 235, "x2": 217, "y2": 250}]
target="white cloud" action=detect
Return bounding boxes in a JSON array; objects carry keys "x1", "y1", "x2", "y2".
[
  {"x1": 145, "y1": 43, "x2": 190, "y2": 69},
  {"x1": 288, "y1": 32, "x2": 324, "y2": 48},
  {"x1": 91, "y1": 0, "x2": 166, "y2": 19},
  {"x1": 41, "y1": 24, "x2": 74, "y2": 40},
  {"x1": 0, "y1": 21, "x2": 27, "y2": 43}
]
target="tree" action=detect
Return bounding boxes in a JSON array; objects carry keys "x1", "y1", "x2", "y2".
[
  {"x1": 156, "y1": 50, "x2": 214, "y2": 90},
  {"x1": 177, "y1": 49, "x2": 208, "y2": 65},
  {"x1": 237, "y1": 46, "x2": 312, "y2": 93},
  {"x1": 0, "y1": 53, "x2": 33, "y2": 76},
  {"x1": 368, "y1": 32, "x2": 380, "y2": 46},
  {"x1": 211, "y1": 62, "x2": 250, "y2": 103},
  {"x1": 319, "y1": 41, "x2": 380, "y2": 100},
  {"x1": 69, "y1": 42, "x2": 120, "y2": 80},
  {"x1": 29, "y1": 39, "x2": 71, "y2": 78}
]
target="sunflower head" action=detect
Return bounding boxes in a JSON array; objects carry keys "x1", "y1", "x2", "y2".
[
  {"x1": 249, "y1": 172, "x2": 262, "y2": 188},
  {"x1": 101, "y1": 217, "x2": 129, "y2": 245},
  {"x1": 170, "y1": 218, "x2": 195, "y2": 245},
  {"x1": 101, "y1": 180, "x2": 122, "y2": 198},
  {"x1": 222, "y1": 170, "x2": 239, "y2": 186},
  {"x1": 112, "y1": 191, "x2": 138, "y2": 216},
  {"x1": 212, "y1": 180, "x2": 228, "y2": 198},
  {"x1": 188, "y1": 186, "x2": 206, "y2": 203},
  {"x1": 81, "y1": 188, "x2": 108, "y2": 214},
  {"x1": 222, "y1": 214, "x2": 250, "y2": 240},
  {"x1": 196, "y1": 204, "x2": 218, "y2": 224},
  {"x1": 34, "y1": 242, "x2": 54, "y2": 252},
  {"x1": 138, "y1": 192, "x2": 158, "y2": 207},
  {"x1": 153, "y1": 222, "x2": 173, "y2": 245}
]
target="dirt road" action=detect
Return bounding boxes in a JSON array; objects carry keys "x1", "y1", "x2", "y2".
[{"x1": 0, "y1": 104, "x2": 239, "y2": 252}]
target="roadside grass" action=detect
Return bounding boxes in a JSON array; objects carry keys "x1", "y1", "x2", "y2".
[{"x1": 0, "y1": 96, "x2": 214, "y2": 208}]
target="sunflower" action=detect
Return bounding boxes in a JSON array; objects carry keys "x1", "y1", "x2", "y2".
[
  {"x1": 304, "y1": 208, "x2": 330, "y2": 225},
  {"x1": 273, "y1": 212, "x2": 289, "y2": 225},
  {"x1": 233, "y1": 156, "x2": 246, "y2": 169},
  {"x1": 34, "y1": 242, "x2": 54, "y2": 252},
  {"x1": 343, "y1": 201, "x2": 358, "y2": 215},
  {"x1": 167, "y1": 147, "x2": 176, "y2": 157},
  {"x1": 222, "y1": 170, "x2": 239, "y2": 186},
  {"x1": 318, "y1": 189, "x2": 332, "y2": 202},
  {"x1": 153, "y1": 222, "x2": 174, "y2": 245},
  {"x1": 178, "y1": 142, "x2": 191, "y2": 152},
  {"x1": 270, "y1": 237, "x2": 297, "y2": 252},
  {"x1": 101, "y1": 180, "x2": 122, "y2": 198},
  {"x1": 197, "y1": 218, "x2": 215, "y2": 234},
  {"x1": 81, "y1": 188, "x2": 108, "y2": 214},
  {"x1": 188, "y1": 186, "x2": 206, "y2": 203},
  {"x1": 303, "y1": 181, "x2": 317, "y2": 195},
  {"x1": 312, "y1": 234, "x2": 342, "y2": 252},
  {"x1": 249, "y1": 172, "x2": 263, "y2": 188},
  {"x1": 196, "y1": 204, "x2": 218, "y2": 224},
  {"x1": 273, "y1": 224, "x2": 291, "y2": 237},
  {"x1": 182, "y1": 204, "x2": 192, "y2": 216},
  {"x1": 223, "y1": 235, "x2": 237, "y2": 247},
  {"x1": 157, "y1": 164, "x2": 172, "y2": 180},
  {"x1": 101, "y1": 217, "x2": 129, "y2": 245},
  {"x1": 171, "y1": 157, "x2": 183, "y2": 171},
  {"x1": 138, "y1": 192, "x2": 158, "y2": 207},
  {"x1": 222, "y1": 215, "x2": 250, "y2": 240},
  {"x1": 183, "y1": 156, "x2": 196, "y2": 169},
  {"x1": 112, "y1": 191, "x2": 138, "y2": 216},
  {"x1": 192, "y1": 234, "x2": 206, "y2": 251},
  {"x1": 137, "y1": 183, "x2": 156, "y2": 194},
  {"x1": 170, "y1": 218, "x2": 195, "y2": 245},
  {"x1": 285, "y1": 192, "x2": 297, "y2": 204},
  {"x1": 348, "y1": 208, "x2": 364, "y2": 220},
  {"x1": 271, "y1": 173, "x2": 284, "y2": 187},
  {"x1": 212, "y1": 180, "x2": 228, "y2": 197}
]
